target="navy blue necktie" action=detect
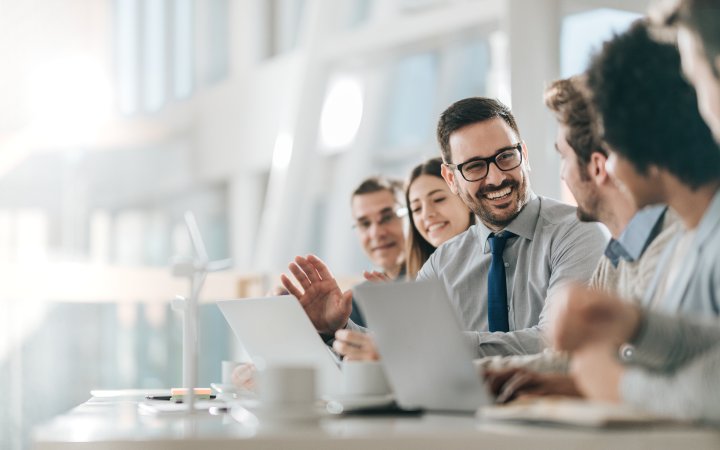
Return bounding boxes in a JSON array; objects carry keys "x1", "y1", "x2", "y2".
[{"x1": 488, "y1": 232, "x2": 514, "y2": 332}]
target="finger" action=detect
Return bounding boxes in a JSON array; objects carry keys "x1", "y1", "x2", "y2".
[
  {"x1": 344, "y1": 352, "x2": 374, "y2": 361},
  {"x1": 363, "y1": 271, "x2": 388, "y2": 282},
  {"x1": 497, "y1": 372, "x2": 535, "y2": 404},
  {"x1": 363, "y1": 271, "x2": 378, "y2": 282},
  {"x1": 484, "y1": 368, "x2": 522, "y2": 395},
  {"x1": 375, "y1": 271, "x2": 390, "y2": 281},
  {"x1": 307, "y1": 254, "x2": 334, "y2": 280},
  {"x1": 334, "y1": 329, "x2": 354, "y2": 342},
  {"x1": 333, "y1": 340, "x2": 362, "y2": 358},
  {"x1": 296, "y1": 256, "x2": 322, "y2": 283},
  {"x1": 335, "y1": 330, "x2": 367, "y2": 347},
  {"x1": 288, "y1": 262, "x2": 312, "y2": 290},
  {"x1": 280, "y1": 274, "x2": 304, "y2": 299}
]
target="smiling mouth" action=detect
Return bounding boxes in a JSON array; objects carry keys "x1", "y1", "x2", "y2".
[
  {"x1": 426, "y1": 222, "x2": 448, "y2": 234},
  {"x1": 372, "y1": 242, "x2": 396, "y2": 252},
  {"x1": 484, "y1": 186, "x2": 513, "y2": 200}
]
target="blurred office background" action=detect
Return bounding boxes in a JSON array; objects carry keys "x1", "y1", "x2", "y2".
[{"x1": 0, "y1": 0, "x2": 644, "y2": 448}]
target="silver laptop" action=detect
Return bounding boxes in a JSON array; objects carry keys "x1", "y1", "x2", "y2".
[
  {"x1": 353, "y1": 280, "x2": 491, "y2": 412},
  {"x1": 217, "y1": 296, "x2": 343, "y2": 397}
]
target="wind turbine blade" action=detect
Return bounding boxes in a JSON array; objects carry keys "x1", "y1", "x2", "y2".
[
  {"x1": 206, "y1": 258, "x2": 233, "y2": 272},
  {"x1": 184, "y1": 211, "x2": 208, "y2": 263}
]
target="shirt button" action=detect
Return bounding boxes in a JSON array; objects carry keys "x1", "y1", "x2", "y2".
[{"x1": 504, "y1": 262, "x2": 510, "y2": 267}]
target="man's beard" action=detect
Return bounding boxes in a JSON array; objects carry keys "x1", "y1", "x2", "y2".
[
  {"x1": 459, "y1": 172, "x2": 530, "y2": 229},
  {"x1": 574, "y1": 183, "x2": 601, "y2": 223},
  {"x1": 576, "y1": 206, "x2": 599, "y2": 223}
]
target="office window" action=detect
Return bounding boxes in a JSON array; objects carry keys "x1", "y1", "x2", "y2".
[
  {"x1": 115, "y1": 0, "x2": 205, "y2": 112},
  {"x1": 560, "y1": 8, "x2": 642, "y2": 77},
  {"x1": 439, "y1": 36, "x2": 490, "y2": 106},
  {"x1": 259, "y1": 0, "x2": 307, "y2": 58},
  {"x1": 115, "y1": 0, "x2": 140, "y2": 114},
  {"x1": 347, "y1": 0, "x2": 373, "y2": 28},
  {"x1": 173, "y1": 0, "x2": 194, "y2": 99},
  {"x1": 396, "y1": 0, "x2": 447, "y2": 13},
  {"x1": 380, "y1": 51, "x2": 439, "y2": 152},
  {"x1": 143, "y1": 0, "x2": 167, "y2": 112},
  {"x1": 201, "y1": 0, "x2": 230, "y2": 85}
]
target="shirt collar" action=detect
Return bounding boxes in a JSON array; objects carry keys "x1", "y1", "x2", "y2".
[
  {"x1": 476, "y1": 192, "x2": 539, "y2": 251},
  {"x1": 693, "y1": 187, "x2": 720, "y2": 248},
  {"x1": 604, "y1": 204, "x2": 667, "y2": 267}
]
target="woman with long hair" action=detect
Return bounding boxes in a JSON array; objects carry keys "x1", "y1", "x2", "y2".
[
  {"x1": 404, "y1": 157, "x2": 475, "y2": 279},
  {"x1": 336, "y1": 157, "x2": 474, "y2": 360}
]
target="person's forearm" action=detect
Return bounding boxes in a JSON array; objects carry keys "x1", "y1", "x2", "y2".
[
  {"x1": 630, "y1": 311, "x2": 720, "y2": 372},
  {"x1": 473, "y1": 350, "x2": 570, "y2": 374},
  {"x1": 463, "y1": 327, "x2": 549, "y2": 358},
  {"x1": 621, "y1": 345, "x2": 720, "y2": 423}
]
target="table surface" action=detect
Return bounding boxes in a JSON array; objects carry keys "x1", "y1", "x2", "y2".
[{"x1": 32, "y1": 390, "x2": 720, "y2": 450}]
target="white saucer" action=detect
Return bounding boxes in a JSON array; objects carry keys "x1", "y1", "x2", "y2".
[
  {"x1": 245, "y1": 404, "x2": 326, "y2": 427},
  {"x1": 210, "y1": 383, "x2": 238, "y2": 394},
  {"x1": 325, "y1": 393, "x2": 395, "y2": 411}
]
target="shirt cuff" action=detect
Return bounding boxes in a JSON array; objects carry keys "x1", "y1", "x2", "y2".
[{"x1": 619, "y1": 367, "x2": 647, "y2": 408}]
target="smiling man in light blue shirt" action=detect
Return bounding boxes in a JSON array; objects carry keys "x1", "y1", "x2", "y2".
[
  {"x1": 418, "y1": 97, "x2": 608, "y2": 357},
  {"x1": 280, "y1": 98, "x2": 608, "y2": 357}
]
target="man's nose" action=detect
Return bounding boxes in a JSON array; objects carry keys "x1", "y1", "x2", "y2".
[
  {"x1": 368, "y1": 220, "x2": 388, "y2": 238},
  {"x1": 484, "y1": 162, "x2": 507, "y2": 186},
  {"x1": 422, "y1": 203, "x2": 436, "y2": 222}
]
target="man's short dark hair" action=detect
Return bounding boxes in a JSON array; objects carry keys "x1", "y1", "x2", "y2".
[
  {"x1": 437, "y1": 97, "x2": 521, "y2": 163},
  {"x1": 662, "y1": 0, "x2": 720, "y2": 73},
  {"x1": 351, "y1": 176, "x2": 403, "y2": 203},
  {"x1": 586, "y1": 20, "x2": 720, "y2": 189},
  {"x1": 545, "y1": 76, "x2": 606, "y2": 181}
]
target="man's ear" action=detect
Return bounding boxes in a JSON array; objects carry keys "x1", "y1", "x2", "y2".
[
  {"x1": 441, "y1": 163, "x2": 459, "y2": 195},
  {"x1": 589, "y1": 151, "x2": 609, "y2": 186},
  {"x1": 521, "y1": 141, "x2": 531, "y2": 172}
]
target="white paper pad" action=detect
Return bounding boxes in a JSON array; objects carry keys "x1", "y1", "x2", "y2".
[{"x1": 479, "y1": 398, "x2": 673, "y2": 428}]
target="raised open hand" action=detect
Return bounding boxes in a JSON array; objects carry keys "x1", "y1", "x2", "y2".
[{"x1": 280, "y1": 254, "x2": 353, "y2": 334}]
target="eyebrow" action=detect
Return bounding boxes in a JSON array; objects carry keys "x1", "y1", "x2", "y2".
[
  {"x1": 457, "y1": 144, "x2": 519, "y2": 165},
  {"x1": 355, "y1": 206, "x2": 394, "y2": 222},
  {"x1": 411, "y1": 188, "x2": 445, "y2": 204}
]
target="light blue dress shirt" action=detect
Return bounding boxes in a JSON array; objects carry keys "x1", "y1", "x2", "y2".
[
  {"x1": 417, "y1": 193, "x2": 609, "y2": 357},
  {"x1": 604, "y1": 205, "x2": 667, "y2": 268}
]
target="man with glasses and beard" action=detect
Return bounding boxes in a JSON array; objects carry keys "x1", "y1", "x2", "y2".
[
  {"x1": 416, "y1": 97, "x2": 608, "y2": 357},
  {"x1": 282, "y1": 97, "x2": 608, "y2": 357}
]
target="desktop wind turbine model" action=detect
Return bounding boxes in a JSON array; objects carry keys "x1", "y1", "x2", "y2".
[{"x1": 171, "y1": 211, "x2": 232, "y2": 412}]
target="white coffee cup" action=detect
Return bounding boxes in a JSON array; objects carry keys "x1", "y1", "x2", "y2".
[
  {"x1": 255, "y1": 364, "x2": 316, "y2": 407},
  {"x1": 342, "y1": 360, "x2": 392, "y2": 397}
]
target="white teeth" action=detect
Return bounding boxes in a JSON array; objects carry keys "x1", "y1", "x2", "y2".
[
  {"x1": 485, "y1": 186, "x2": 512, "y2": 200},
  {"x1": 427, "y1": 223, "x2": 446, "y2": 232}
]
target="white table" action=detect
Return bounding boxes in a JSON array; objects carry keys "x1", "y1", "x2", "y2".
[{"x1": 33, "y1": 390, "x2": 720, "y2": 450}]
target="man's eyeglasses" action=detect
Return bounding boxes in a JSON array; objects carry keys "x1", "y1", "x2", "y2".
[
  {"x1": 352, "y1": 207, "x2": 407, "y2": 232},
  {"x1": 444, "y1": 143, "x2": 523, "y2": 182}
]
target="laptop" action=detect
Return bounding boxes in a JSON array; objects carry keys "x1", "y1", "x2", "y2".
[
  {"x1": 217, "y1": 296, "x2": 343, "y2": 397},
  {"x1": 353, "y1": 280, "x2": 492, "y2": 412}
]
